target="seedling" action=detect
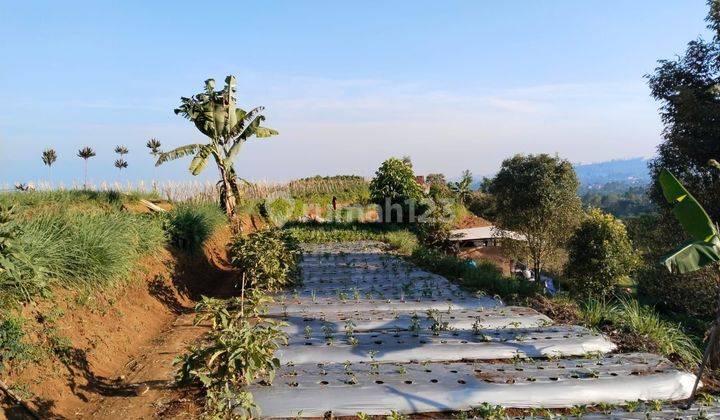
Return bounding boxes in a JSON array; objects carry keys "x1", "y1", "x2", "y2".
[{"x1": 304, "y1": 325, "x2": 312, "y2": 340}]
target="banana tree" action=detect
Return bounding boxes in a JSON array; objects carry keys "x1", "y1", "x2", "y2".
[
  {"x1": 156, "y1": 76, "x2": 278, "y2": 216},
  {"x1": 658, "y1": 167, "x2": 720, "y2": 404}
]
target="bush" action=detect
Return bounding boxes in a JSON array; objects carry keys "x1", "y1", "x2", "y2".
[
  {"x1": 369, "y1": 158, "x2": 425, "y2": 223},
  {"x1": 229, "y1": 229, "x2": 301, "y2": 291},
  {"x1": 565, "y1": 209, "x2": 638, "y2": 298},
  {"x1": 637, "y1": 263, "x2": 717, "y2": 318},
  {"x1": 166, "y1": 202, "x2": 226, "y2": 251}
]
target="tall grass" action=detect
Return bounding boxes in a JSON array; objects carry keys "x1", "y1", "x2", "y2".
[
  {"x1": 580, "y1": 298, "x2": 700, "y2": 366},
  {"x1": 166, "y1": 203, "x2": 227, "y2": 251},
  {"x1": 0, "y1": 191, "x2": 168, "y2": 305}
]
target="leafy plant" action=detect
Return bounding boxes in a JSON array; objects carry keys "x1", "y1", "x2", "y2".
[
  {"x1": 229, "y1": 229, "x2": 301, "y2": 291},
  {"x1": 449, "y1": 169, "x2": 473, "y2": 205},
  {"x1": 156, "y1": 76, "x2": 278, "y2": 216}
]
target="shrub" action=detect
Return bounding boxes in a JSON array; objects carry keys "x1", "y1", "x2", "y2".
[
  {"x1": 229, "y1": 229, "x2": 301, "y2": 291},
  {"x1": 166, "y1": 202, "x2": 226, "y2": 251},
  {"x1": 369, "y1": 158, "x2": 425, "y2": 223},
  {"x1": 565, "y1": 209, "x2": 638, "y2": 298}
]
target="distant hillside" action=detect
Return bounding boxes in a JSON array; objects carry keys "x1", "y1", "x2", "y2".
[{"x1": 574, "y1": 157, "x2": 650, "y2": 189}]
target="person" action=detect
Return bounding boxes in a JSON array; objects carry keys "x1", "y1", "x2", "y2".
[{"x1": 332, "y1": 196, "x2": 337, "y2": 211}]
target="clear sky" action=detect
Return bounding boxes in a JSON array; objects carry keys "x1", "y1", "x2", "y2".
[{"x1": 0, "y1": 1, "x2": 712, "y2": 186}]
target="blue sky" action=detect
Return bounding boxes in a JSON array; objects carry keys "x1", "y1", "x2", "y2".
[{"x1": 0, "y1": 1, "x2": 711, "y2": 185}]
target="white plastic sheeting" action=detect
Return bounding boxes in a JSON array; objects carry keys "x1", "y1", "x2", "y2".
[
  {"x1": 274, "y1": 306, "x2": 551, "y2": 335},
  {"x1": 250, "y1": 353, "x2": 696, "y2": 417},
  {"x1": 276, "y1": 326, "x2": 616, "y2": 364}
]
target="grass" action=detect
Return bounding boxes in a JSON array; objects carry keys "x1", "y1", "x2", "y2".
[
  {"x1": 166, "y1": 202, "x2": 227, "y2": 251},
  {"x1": 0, "y1": 190, "x2": 169, "y2": 306},
  {"x1": 579, "y1": 297, "x2": 701, "y2": 366},
  {"x1": 284, "y1": 220, "x2": 419, "y2": 255}
]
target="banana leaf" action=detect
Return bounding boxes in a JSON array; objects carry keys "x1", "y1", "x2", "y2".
[
  {"x1": 661, "y1": 237, "x2": 720, "y2": 274},
  {"x1": 658, "y1": 169, "x2": 716, "y2": 241},
  {"x1": 658, "y1": 168, "x2": 720, "y2": 273}
]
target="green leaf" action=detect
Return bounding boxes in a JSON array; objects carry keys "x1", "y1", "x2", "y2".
[
  {"x1": 188, "y1": 144, "x2": 215, "y2": 175},
  {"x1": 658, "y1": 169, "x2": 717, "y2": 241},
  {"x1": 661, "y1": 236, "x2": 720, "y2": 274},
  {"x1": 155, "y1": 144, "x2": 204, "y2": 167}
]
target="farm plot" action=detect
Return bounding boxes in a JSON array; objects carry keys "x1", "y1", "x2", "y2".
[{"x1": 252, "y1": 242, "x2": 696, "y2": 418}]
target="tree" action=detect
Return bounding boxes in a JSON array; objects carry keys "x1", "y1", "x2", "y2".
[
  {"x1": 156, "y1": 76, "x2": 278, "y2": 216},
  {"x1": 450, "y1": 169, "x2": 473, "y2": 204},
  {"x1": 146, "y1": 138, "x2": 162, "y2": 189},
  {"x1": 490, "y1": 154, "x2": 583, "y2": 281},
  {"x1": 41, "y1": 148, "x2": 57, "y2": 181},
  {"x1": 369, "y1": 157, "x2": 425, "y2": 223},
  {"x1": 565, "y1": 209, "x2": 638, "y2": 298},
  {"x1": 146, "y1": 138, "x2": 162, "y2": 156},
  {"x1": 426, "y1": 173, "x2": 451, "y2": 200},
  {"x1": 646, "y1": 1, "x2": 720, "y2": 222},
  {"x1": 114, "y1": 145, "x2": 129, "y2": 179},
  {"x1": 77, "y1": 146, "x2": 96, "y2": 188}
]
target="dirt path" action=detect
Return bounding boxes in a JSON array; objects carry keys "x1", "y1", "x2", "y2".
[{"x1": 79, "y1": 313, "x2": 205, "y2": 419}]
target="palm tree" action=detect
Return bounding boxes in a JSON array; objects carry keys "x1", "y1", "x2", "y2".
[
  {"x1": 114, "y1": 145, "x2": 129, "y2": 182},
  {"x1": 156, "y1": 76, "x2": 278, "y2": 216},
  {"x1": 146, "y1": 138, "x2": 162, "y2": 156},
  {"x1": 41, "y1": 148, "x2": 57, "y2": 182},
  {"x1": 114, "y1": 158, "x2": 128, "y2": 172},
  {"x1": 450, "y1": 169, "x2": 473, "y2": 204},
  {"x1": 77, "y1": 146, "x2": 96, "y2": 188},
  {"x1": 146, "y1": 138, "x2": 162, "y2": 190}
]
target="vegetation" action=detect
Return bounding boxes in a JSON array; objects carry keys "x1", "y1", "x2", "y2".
[
  {"x1": 369, "y1": 157, "x2": 425, "y2": 223},
  {"x1": 166, "y1": 203, "x2": 226, "y2": 251},
  {"x1": 229, "y1": 229, "x2": 301, "y2": 291},
  {"x1": 449, "y1": 169, "x2": 473, "y2": 205},
  {"x1": 565, "y1": 209, "x2": 638, "y2": 298},
  {"x1": 410, "y1": 247, "x2": 539, "y2": 300},
  {"x1": 156, "y1": 76, "x2": 278, "y2": 216},
  {"x1": 491, "y1": 154, "x2": 583, "y2": 280},
  {"x1": 175, "y1": 295, "x2": 286, "y2": 418},
  {"x1": 284, "y1": 221, "x2": 419, "y2": 255},
  {"x1": 581, "y1": 183, "x2": 655, "y2": 218},
  {"x1": 580, "y1": 298, "x2": 700, "y2": 367},
  {"x1": 0, "y1": 191, "x2": 167, "y2": 306},
  {"x1": 41, "y1": 149, "x2": 57, "y2": 180},
  {"x1": 77, "y1": 146, "x2": 96, "y2": 188},
  {"x1": 146, "y1": 138, "x2": 162, "y2": 156}
]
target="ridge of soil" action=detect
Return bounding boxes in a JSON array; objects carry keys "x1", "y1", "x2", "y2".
[{"x1": 1, "y1": 226, "x2": 238, "y2": 420}]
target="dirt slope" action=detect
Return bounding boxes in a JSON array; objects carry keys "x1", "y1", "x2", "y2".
[{"x1": 1, "y1": 227, "x2": 236, "y2": 420}]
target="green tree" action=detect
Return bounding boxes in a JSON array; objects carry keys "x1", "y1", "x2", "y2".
[
  {"x1": 450, "y1": 169, "x2": 473, "y2": 205},
  {"x1": 646, "y1": 0, "x2": 720, "y2": 221},
  {"x1": 156, "y1": 76, "x2": 278, "y2": 216},
  {"x1": 41, "y1": 148, "x2": 57, "y2": 181},
  {"x1": 77, "y1": 146, "x2": 96, "y2": 188},
  {"x1": 565, "y1": 209, "x2": 638, "y2": 298},
  {"x1": 369, "y1": 157, "x2": 425, "y2": 223},
  {"x1": 491, "y1": 154, "x2": 583, "y2": 280}
]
